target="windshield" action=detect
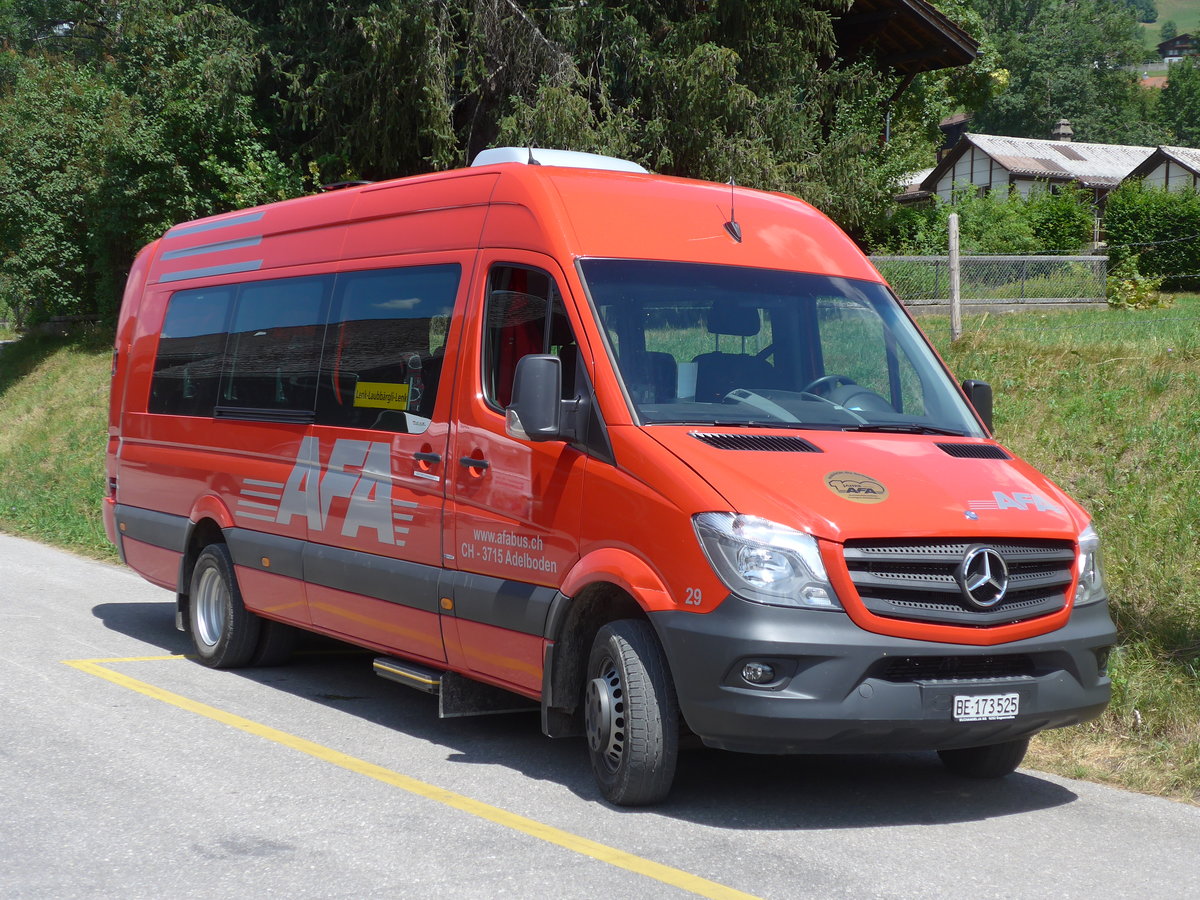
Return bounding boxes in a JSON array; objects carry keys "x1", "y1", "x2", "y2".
[{"x1": 580, "y1": 259, "x2": 984, "y2": 437}]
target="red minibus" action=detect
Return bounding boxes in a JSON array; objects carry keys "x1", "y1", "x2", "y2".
[{"x1": 106, "y1": 148, "x2": 1114, "y2": 804}]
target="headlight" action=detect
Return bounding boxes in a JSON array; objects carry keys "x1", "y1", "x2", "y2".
[
  {"x1": 1073, "y1": 524, "x2": 1107, "y2": 607},
  {"x1": 693, "y1": 512, "x2": 840, "y2": 610}
]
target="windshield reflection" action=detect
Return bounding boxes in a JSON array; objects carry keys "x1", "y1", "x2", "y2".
[{"x1": 580, "y1": 259, "x2": 983, "y2": 437}]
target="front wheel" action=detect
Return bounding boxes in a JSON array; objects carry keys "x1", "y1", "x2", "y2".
[
  {"x1": 584, "y1": 620, "x2": 679, "y2": 806},
  {"x1": 938, "y1": 737, "x2": 1030, "y2": 779}
]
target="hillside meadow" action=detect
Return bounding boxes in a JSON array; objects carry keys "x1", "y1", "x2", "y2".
[
  {"x1": 1142, "y1": 0, "x2": 1200, "y2": 47},
  {"x1": 2, "y1": 300, "x2": 1199, "y2": 801}
]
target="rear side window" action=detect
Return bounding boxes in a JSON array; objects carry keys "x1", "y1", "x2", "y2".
[
  {"x1": 149, "y1": 287, "x2": 234, "y2": 416},
  {"x1": 220, "y1": 276, "x2": 332, "y2": 415},
  {"x1": 316, "y1": 265, "x2": 460, "y2": 433},
  {"x1": 147, "y1": 265, "x2": 461, "y2": 427}
]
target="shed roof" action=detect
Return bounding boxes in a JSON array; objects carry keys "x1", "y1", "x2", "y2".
[
  {"x1": 834, "y1": 0, "x2": 978, "y2": 77},
  {"x1": 900, "y1": 167, "x2": 935, "y2": 200},
  {"x1": 1126, "y1": 145, "x2": 1200, "y2": 180},
  {"x1": 922, "y1": 133, "x2": 1155, "y2": 192}
]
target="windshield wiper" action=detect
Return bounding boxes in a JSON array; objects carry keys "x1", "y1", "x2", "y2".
[
  {"x1": 652, "y1": 420, "x2": 835, "y2": 431},
  {"x1": 842, "y1": 423, "x2": 967, "y2": 436}
]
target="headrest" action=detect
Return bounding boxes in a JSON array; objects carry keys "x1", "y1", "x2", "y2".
[{"x1": 706, "y1": 303, "x2": 761, "y2": 337}]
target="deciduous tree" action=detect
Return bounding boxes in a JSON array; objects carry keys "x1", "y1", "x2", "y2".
[
  {"x1": 1159, "y1": 57, "x2": 1200, "y2": 146},
  {"x1": 971, "y1": 0, "x2": 1167, "y2": 145},
  {"x1": 238, "y1": 0, "x2": 962, "y2": 239},
  {"x1": 0, "y1": 1, "x2": 297, "y2": 327}
]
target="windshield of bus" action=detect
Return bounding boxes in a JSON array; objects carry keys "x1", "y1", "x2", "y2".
[{"x1": 580, "y1": 259, "x2": 985, "y2": 437}]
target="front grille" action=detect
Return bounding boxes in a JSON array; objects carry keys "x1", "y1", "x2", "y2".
[
  {"x1": 843, "y1": 538, "x2": 1075, "y2": 627},
  {"x1": 876, "y1": 654, "x2": 1037, "y2": 683}
]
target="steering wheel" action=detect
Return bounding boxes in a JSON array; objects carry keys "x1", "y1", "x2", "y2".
[
  {"x1": 801, "y1": 374, "x2": 858, "y2": 396},
  {"x1": 801, "y1": 374, "x2": 893, "y2": 417}
]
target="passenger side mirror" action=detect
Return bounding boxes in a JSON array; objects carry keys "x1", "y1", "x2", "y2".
[
  {"x1": 961, "y1": 379, "x2": 993, "y2": 434},
  {"x1": 506, "y1": 355, "x2": 564, "y2": 442}
]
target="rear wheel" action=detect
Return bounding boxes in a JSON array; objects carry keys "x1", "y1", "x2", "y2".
[
  {"x1": 251, "y1": 620, "x2": 298, "y2": 667},
  {"x1": 938, "y1": 737, "x2": 1030, "y2": 778},
  {"x1": 584, "y1": 620, "x2": 679, "y2": 806},
  {"x1": 188, "y1": 544, "x2": 262, "y2": 668}
]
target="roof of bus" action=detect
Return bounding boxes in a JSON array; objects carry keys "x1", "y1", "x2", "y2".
[{"x1": 147, "y1": 161, "x2": 879, "y2": 286}]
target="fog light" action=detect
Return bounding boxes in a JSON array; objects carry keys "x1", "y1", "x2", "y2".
[{"x1": 741, "y1": 662, "x2": 776, "y2": 684}]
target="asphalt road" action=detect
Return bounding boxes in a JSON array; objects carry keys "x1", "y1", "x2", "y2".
[{"x1": 4, "y1": 531, "x2": 1199, "y2": 900}]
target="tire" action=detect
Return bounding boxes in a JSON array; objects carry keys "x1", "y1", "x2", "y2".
[
  {"x1": 188, "y1": 543, "x2": 262, "y2": 668},
  {"x1": 251, "y1": 620, "x2": 297, "y2": 667},
  {"x1": 584, "y1": 619, "x2": 679, "y2": 806},
  {"x1": 938, "y1": 737, "x2": 1030, "y2": 779}
]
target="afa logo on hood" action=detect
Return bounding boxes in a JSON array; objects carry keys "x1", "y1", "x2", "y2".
[{"x1": 824, "y1": 471, "x2": 888, "y2": 504}]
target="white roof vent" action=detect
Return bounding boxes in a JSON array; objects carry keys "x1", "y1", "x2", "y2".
[{"x1": 471, "y1": 147, "x2": 648, "y2": 173}]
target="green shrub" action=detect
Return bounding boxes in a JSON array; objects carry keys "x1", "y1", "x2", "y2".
[
  {"x1": 1106, "y1": 255, "x2": 1171, "y2": 308},
  {"x1": 1104, "y1": 182, "x2": 1200, "y2": 291},
  {"x1": 874, "y1": 183, "x2": 1093, "y2": 255},
  {"x1": 1026, "y1": 183, "x2": 1096, "y2": 252}
]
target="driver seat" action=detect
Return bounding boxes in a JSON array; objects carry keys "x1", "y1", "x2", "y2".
[{"x1": 692, "y1": 303, "x2": 777, "y2": 403}]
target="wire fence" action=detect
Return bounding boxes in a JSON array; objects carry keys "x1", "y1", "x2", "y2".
[{"x1": 871, "y1": 255, "x2": 1108, "y2": 308}]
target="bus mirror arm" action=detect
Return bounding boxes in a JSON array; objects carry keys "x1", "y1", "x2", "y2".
[{"x1": 961, "y1": 379, "x2": 994, "y2": 434}]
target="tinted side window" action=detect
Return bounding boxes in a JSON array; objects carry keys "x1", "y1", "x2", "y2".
[
  {"x1": 149, "y1": 287, "x2": 233, "y2": 416},
  {"x1": 316, "y1": 265, "x2": 461, "y2": 434},
  {"x1": 484, "y1": 265, "x2": 575, "y2": 409},
  {"x1": 220, "y1": 277, "x2": 331, "y2": 414}
]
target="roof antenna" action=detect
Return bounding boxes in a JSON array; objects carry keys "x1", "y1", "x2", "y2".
[
  {"x1": 723, "y1": 178, "x2": 742, "y2": 243},
  {"x1": 527, "y1": 147, "x2": 541, "y2": 166}
]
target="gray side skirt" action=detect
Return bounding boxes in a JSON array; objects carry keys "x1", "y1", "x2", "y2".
[{"x1": 116, "y1": 505, "x2": 557, "y2": 636}]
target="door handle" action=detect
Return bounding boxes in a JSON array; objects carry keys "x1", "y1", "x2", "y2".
[
  {"x1": 413, "y1": 451, "x2": 442, "y2": 464},
  {"x1": 459, "y1": 456, "x2": 490, "y2": 471}
]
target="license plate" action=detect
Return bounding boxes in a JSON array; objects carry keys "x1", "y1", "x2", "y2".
[{"x1": 953, "y1": 693, "x2": 1020, "y2": 722}]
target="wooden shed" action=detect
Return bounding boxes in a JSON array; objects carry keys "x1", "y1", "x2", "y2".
[
  {"x1": 912, "y1": 133, "x2": 1155, "y2": 204},
  {"x1": 1124, "y1": 146, "x2": 1200, "y2": 192}
]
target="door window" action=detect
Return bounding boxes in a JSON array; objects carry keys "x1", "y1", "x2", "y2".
[{"x1": 483, "y1": 265, "x2": 576, "y2": 409}]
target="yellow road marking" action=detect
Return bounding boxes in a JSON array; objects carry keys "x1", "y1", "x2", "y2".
[
  {"x1": 63, "y1": 656, "x2": 761, "y2": 900},
  {"x1": 73, "y1": 655, "x2": 189, "y2": 663}
]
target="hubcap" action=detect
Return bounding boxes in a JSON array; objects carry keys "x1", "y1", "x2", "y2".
[
  {"x1": 193, "y1": 565, "x2": 227, "y2": 649},
  {"x1": 585, "y1": 660, "x2": 625, "y2": 772}
]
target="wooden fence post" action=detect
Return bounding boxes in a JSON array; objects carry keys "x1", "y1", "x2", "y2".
[{"x1": 949, "y1": 213, "x2": 962, "y2": 341}]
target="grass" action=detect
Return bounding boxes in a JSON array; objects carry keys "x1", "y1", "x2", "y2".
[
  {"x1": 0, "y1": 328, "x2": 115, "y2": 558},
  {"x1": 930, "y1": 296, "x2": 1200, "y2": 802},
  {"x1": 4, "y1": 299, "x2": 1200, "y2": 802}
]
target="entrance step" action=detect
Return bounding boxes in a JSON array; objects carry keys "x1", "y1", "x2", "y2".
[{"x1": 373, "y1": 657, "x2": 538, "y2": 718}]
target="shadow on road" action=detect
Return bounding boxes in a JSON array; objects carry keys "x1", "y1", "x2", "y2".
[
  {"x1": 93, "y1": 600, "x2": 1079, "y2": 829},
  {"x1": 93, "y1": 600, "x2": 191, "y2": 654}
]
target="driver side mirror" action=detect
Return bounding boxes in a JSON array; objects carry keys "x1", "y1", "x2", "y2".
[
  {"x1": 961, "y1": 380, "x2": 993, "y2": 434},
  {"x1": 506, "y1": 354, "x2": 565, "y2": 442}
]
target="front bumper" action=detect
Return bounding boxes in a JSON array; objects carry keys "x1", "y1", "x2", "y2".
[{"x1": 650, "y1": 597, "x2": 1115, "y2": 754}]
